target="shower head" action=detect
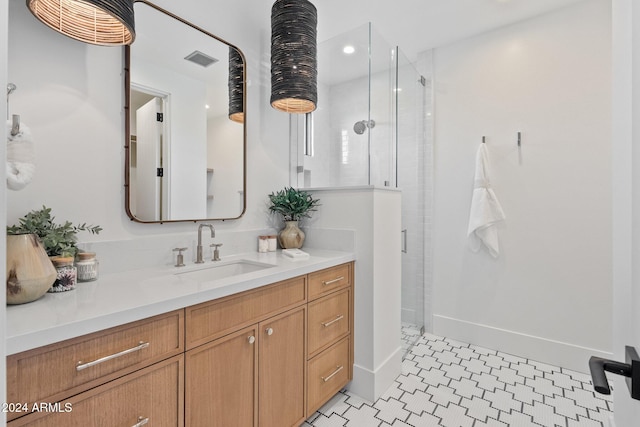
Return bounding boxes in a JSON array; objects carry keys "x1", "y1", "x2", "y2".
[
  {"x1": 353, "y1": 119, "x2": 375, "y2": 135},
  {"x1": 7, "y1": 83, "x2": 16, "y2": 96}
]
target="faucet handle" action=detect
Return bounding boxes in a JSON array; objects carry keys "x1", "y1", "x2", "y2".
[
  {"x1": 210, "y1": 243, "x2": 223, "y2": 261},
  {"x1": 173, "y1": 247, "x2": 188, "y2": 267}
]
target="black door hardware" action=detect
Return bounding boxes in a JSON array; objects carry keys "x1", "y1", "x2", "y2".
[{"x1": 589, "y1": 346, "x2": 640, "y2": 400}]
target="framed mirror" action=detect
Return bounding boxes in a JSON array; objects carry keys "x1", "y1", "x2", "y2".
[{"x1": 125, "y1": 0, "x2": 246, "y2": 223}]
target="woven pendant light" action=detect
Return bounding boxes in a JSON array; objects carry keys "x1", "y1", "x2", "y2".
[
  {"x1": 228, "y1": 47, "x2": 244, "y2": 123},
  {"x1": 270, "y1": 0, "x2": 317, "y2": 114},
  {"x1": 27, "y1": 0, "x2": 135, "y2": 46}
]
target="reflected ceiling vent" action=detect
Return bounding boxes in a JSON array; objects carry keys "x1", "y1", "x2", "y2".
[{"x1": 184, "y1": 50, "x2": 218, "y2": 67}]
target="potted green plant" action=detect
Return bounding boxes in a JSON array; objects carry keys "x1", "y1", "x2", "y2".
[
  {"x1": 6, "y1": 206, "x2": 102, "y2": 300},
  {"x1": 268, "y1": 187, "x2": 320, "y2": 249},
  {"x1": 7, "y1": 205, "x2": 102, "y2": 258}
]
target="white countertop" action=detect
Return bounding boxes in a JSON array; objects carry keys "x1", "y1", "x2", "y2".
[{"x1": 6, "y1": 249, "x2": 355, "y2": 355}]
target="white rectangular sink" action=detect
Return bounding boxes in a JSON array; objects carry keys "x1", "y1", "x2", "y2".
[{"x1": 175, "y1": 260, "x2": 275, "y2": 282}]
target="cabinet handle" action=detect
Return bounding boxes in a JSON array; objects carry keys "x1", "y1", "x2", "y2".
[
  {"x1": 132, "y1": 417, "x2": 149, "y2": 427},
  {"x1": 266, "y1": 327, "x2": 274, "y2": 336},
  {"x1": 76, "y1": 341, "x2": 150, "y2": 371},
  {"x1": 322, "y1": 365, "x2": 344, "y2": 382},
  {"x1": 248, "y1": 335, "x2": 255, "y2": 344},
  {"x1": 322, "y1": 315, "x2": 345, "y2": 327},
  {"x1": 322, "y1": 276, "x2": 344, "y2": 286}
]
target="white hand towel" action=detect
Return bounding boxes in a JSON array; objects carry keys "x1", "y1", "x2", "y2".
[
  {"x1": 467, "y1": 143, "x2": 506, "y2": 257},
  {"x1": 6, "y1": 120, "x2": 35, "y2": 191}
]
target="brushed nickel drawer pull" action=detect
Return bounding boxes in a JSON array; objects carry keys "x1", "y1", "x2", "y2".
[
  {"x1": 322, "y1": 276, "x2": 344, "y2": 286},
  {"x1": 322, "y1": 315, "x2": 345, "y2": 327},
  {"x1": 76, "y1": 341, "x2": 150, "y2": 371},
  {"x1": 322, "y1": 365, "x2": 344, "y2": 382},
  {"x1": 132, "y1": 416, "x2": 149, "y2": 427}
]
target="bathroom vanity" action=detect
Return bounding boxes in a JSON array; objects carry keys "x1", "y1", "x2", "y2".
[{"x1": 5, "y1": 251, "x2": 354, "y2": 427}]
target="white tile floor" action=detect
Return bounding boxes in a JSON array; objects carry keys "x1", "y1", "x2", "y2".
[{"x1": 303, "y1": 324, "x2": 613, "y2": 427}]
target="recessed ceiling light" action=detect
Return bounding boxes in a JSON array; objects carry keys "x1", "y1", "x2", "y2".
[
  {"x1": 205, "y1": 104, "x2": 210, "y2": 109},
  {"x1": 343, "y1": 45, "x2": 355, "y2": 54}
]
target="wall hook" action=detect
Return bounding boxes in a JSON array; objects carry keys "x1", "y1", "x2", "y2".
[
  {"x1": 517, "y1": 132, "x2": 521, "y2": 147},
  {"x1": 482, "y1": 136, "x2": 486, "y2": 144}
]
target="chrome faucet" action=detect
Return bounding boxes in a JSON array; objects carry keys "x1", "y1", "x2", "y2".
[{"x1": 196, "y1": 223, "x2": 215, "y2": 264}]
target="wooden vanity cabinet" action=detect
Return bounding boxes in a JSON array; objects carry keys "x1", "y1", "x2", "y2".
[
  {"x1": 6, "y1": 310, "x2": 184, "y2": 426},
  {"x1": 185, "y1": 276, "x2": 307, "y2": 427},
  {"x1": 184, "y1": 262, "x2": 353, "y2": 426},
  {"x1": 8, "y1": 355, "x2": 184, "y2": 427},
  {"x1": 6, "y1": 262, "x2": 354, "y2": 427},
  {"x1": 306, "y1": 263, "x2": 354, "y2": 415}
]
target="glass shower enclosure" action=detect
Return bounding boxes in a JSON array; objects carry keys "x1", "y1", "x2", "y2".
[{"x1": 289, "y1": 23, "x2": 431, "y2": 343}]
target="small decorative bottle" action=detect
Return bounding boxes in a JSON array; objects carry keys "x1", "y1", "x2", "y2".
[
  {"x1": 258, "y1": 236, "x2": 269, "y2": 253},
  {"x1": 76, "y1": 252, "x2": 99, "y2": 282},
  {"x1": 267, "y1": 235, "x2": 278, "y2": 252},
  {"x1": 49, "y1": 256, "x2": 77, "y2": 292}
]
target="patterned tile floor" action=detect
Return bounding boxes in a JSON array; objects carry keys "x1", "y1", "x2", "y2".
[{"x1": 304, "y1": 324, "x2": 613, "y2": 427}]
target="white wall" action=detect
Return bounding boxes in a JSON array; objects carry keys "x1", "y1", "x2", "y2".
[
  {"x1": 432, "y1": 0, "x2": 612, "y2": 372},
  {"x1": 306, "y1": 187, "x2": 402, "y2": 402},
  {"x1": 5, "y1": 0, "x2": 290, "y2": 242},
  {"x1": 1, "y1": 0, "x2": 8, "y2": 420}
]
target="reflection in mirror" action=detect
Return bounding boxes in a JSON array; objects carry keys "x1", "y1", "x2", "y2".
[{"x1": 125, "y1": 0, "x2": 246, "y2": 223}]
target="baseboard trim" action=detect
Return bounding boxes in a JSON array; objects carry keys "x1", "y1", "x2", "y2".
[
  {"x1": 348, "y1": 346, "x2": 403, "y2": 402},
  {"x1": 433, "y1": 314, "x2": 612, "y2": 373}
]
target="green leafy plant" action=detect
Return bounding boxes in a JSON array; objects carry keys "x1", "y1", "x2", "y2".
[
  {"x1": 268, "y1": 187, "x2": 320, "y2": 222},
  {"x1": 7, "y1": 205, "x2": 102, "y2": 257}
]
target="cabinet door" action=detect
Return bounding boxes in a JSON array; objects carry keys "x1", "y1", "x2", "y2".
[
  {"x1": 259, "y1": 307, "x2": 306, "y2": 427},
  {"x1": 8, "y1": 355, "x2": 184, "y2": 427},
  {"x1": 185, "y1": 325, "x2": 258, "y2": 427}
]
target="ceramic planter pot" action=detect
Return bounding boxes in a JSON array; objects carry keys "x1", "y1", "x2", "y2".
[
  {"x1": 278, "y1": 221, "x2": 305, "y2": 249},
  {"x1": 6, "y1": 234, "x2": 56, "y2": 305}
]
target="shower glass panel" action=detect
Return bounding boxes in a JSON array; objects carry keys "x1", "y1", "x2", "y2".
[
  {"x1": 289, "y1": 23, "x2": 396, "y2": 188},
  {"x1": 289, "y1": 23, "x2": 430, "y2": 349},
  {"x1": 397, "y1": 49, "x2": 427, "y2": 330},
  {"x1": 368, "y1": 28, "x2": 396, "y2": 188}
]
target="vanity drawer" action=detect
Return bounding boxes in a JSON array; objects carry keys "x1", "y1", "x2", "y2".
[
  {"x1": 307, "y1": 337, "x2": 351, "y2": 415},
  {"x1": 8, "y1": 354, "x2": 184, "y2": 427},
  {"x1": 186, "y1": 276, "x2": 306, "y2": 349},
  {"x1": 308, "y1": 289, "x2": 350, "y2": 357},
  {"x1": 6, "y1": 310, "x2": 184, "y2": 421},
  {"x1": 308, "y1": 263, "x2": 351, "y2": 301}
]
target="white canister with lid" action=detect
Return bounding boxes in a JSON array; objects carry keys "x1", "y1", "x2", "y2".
[
  {"x1": 258, "y1": 236, "x2": 269, "y2": 253},
  {"x1": 267, "y1": 235, "x2": 278, "y2": 251}
]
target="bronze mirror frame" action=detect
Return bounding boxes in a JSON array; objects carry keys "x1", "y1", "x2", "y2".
[{"x1": 124, "y1": 0, "x2": 247, "y2": 223}]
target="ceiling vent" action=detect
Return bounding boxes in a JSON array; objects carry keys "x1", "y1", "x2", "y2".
[{"x1": 184, "y1": 50, "x2": 218, "y2": 67}]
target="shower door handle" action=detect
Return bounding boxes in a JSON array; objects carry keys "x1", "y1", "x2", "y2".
[{"x1": 401, "y1": 229, "x2": 407, "y2": 253}]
